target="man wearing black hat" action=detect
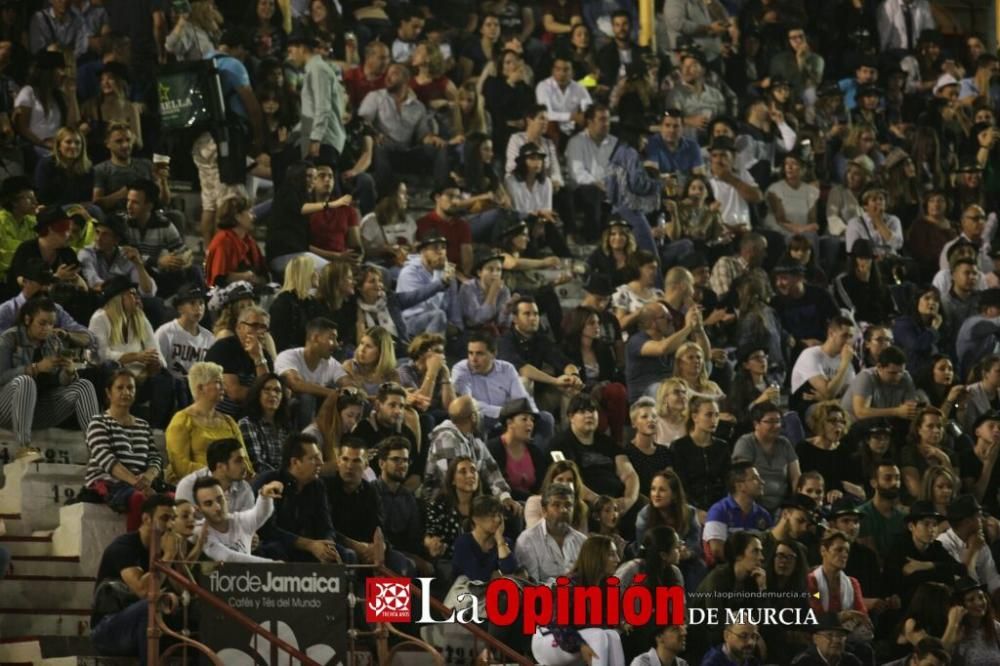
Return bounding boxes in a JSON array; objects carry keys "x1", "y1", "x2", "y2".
[
  {"x1": 0, "y1": 259, "x2": 94, "y2": 349},
  {"x1": 883, "y1": 500, "x2": 965, "y2": 605},
  {"x1": 839, "y1": 54, "x2": 879, "y2": 112},
  {"x1": 706, "y1": 136, "x2": 762, "y2": 235},
  {"x1": 937, "y1": 494, "x2": 1000, "y2": 594},
  {"x1": 154, "y1": 284, "x2": 214, "y2": 399},
  {"x1": 568, "y1": 273, "x2": 624, "y2": 357},
  {"x1": 956, "y1": 288, "x2": 1000, "y2": 377},
  {"x1": 827, "y1": 498, "x2": 889, "y2": 613},
  {"x1": 78, "y1": 215, "x2": 156, "y2": 299},
  {"x1": 396, "y1": 229, "x2": 460, "y2": 336},
  {"x1": 739, "y1": 95, "x2": 796, "y2": 193},
  {"x1": 7, "y1": 207, "x2": 88, "y2": 297},
  {"x1": 287, "y1": 30, "x2": 345, "y2": 165},
  {"x1": 415, "y1": 183, "x2": 473, "y2": 277},
  {"x1": 791, "y1": 614, "x2": 861, "y2": 666},
  {"x1": 772, "y1": 258, "x2": 839, "y2": 356},
  {"x1": 191, "y1": 28, "x2": 265, "y2": 244}
]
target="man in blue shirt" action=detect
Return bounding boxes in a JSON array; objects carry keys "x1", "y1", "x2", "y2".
[
  {"x1": 702, "y1": 461, "x2": 773, "y2": 566},
  {"x1": 838, "y1": 55, "x2": 879, "y2": 112},
  {"x1": 645, "y1": 109, "x2": 704, "y2": 177}
]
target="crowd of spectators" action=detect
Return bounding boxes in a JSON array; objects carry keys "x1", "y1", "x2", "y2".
[{"x1": 0, "y1": 0, "x2": 997, "y2": 665}]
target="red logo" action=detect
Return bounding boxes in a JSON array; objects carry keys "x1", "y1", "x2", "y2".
[{"x1": 366, "y1": 577, "x2": 412, "y2": 623}]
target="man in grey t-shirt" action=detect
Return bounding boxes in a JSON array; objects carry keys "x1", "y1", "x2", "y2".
[
  {"x1": 92, "y1": 122, "x2": 167, "y2": 213},
  {"x1": 840, "y1": 346, "x2": 918, "y2": 422}
]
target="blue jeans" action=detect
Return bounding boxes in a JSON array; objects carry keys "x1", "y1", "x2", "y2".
[
  {"x1": 405, "y1": 308, "x2": 447, "y2": 336},
  {"x1": 91, "y1": 600, "x2": 151, "y2": 662}
]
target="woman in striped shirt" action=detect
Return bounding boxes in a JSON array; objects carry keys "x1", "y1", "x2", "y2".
[{"x1": 84, "y1": 368, "x2": 162, "y2": 530}]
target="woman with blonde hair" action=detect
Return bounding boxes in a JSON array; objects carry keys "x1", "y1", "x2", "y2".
[
  {"x1": 165, "y1": 361, "x2": 250, "y2": 482},
  {"x1": 920, "y1": 465, "x2": 958, "y2": 533},
  {"x1": 586, "y1": 219, "x2": 637, "y2": 290},
  {"x1": 673, "y1": 342, "x2": 722, "y2": 399},
  {"x1": 655, "y1": 377, "x2": 689, "y2": 445},
  {"x1": 89, "y1": 275, "x2": 174, "y2": 428},
  {"x1": 522, "y1": 460, "x2": 592, "y2": 532},
  {"x1": 165, "y1": 0, "x2": 224, "y2": 61},
  {"x1": 35, "y1": 126, "x2": 94, "y2": 207},
  {"x1": 339, "y1": 326, "x2": 399, "y2": 397},
  {"x1": 411, "y1": 42, "x2": 458, "y2": 112},
  {"x1": 799, "y1": 401, "x2": 858, "y2": 499},
  {"x1": 834, "y1": 123, "x2": 884, "y2": 183},
  {"x1": 450, "y1": 80, "x2": 491, "y2": 142},
  {"x1": 269, "y1": 254, "x2": 324, "y2": 353},
  {"x1": 204, "y1": 195, "x2": 268, "y2": 288}
]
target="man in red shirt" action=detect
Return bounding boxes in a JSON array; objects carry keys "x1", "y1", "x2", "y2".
[
  {"x1": 343, "y1": 41, "x2": 390, "y2": 110},
  {"x1": 307, "y1": 164, "x2": 362, "y2": 263},
  {"x1": 416, "y1": 184, "x2": 473, "y2": 277}
]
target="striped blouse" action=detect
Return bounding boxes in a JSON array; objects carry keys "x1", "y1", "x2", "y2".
[{"x1": 85, "y1": 414, "x2": 161, "y2": 486}]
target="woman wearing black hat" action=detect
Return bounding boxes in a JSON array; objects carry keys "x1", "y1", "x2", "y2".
[
  {"x1": 459, "y1": 249, "x2": 511, "y2": 334},
  {"x1": 586, "y1": 219, "x2": 637, "y2": 290},
  {"x1": 506, "y1": 142, "x2": 572, "y2": 259},
  {"x1": 0, "y1": 178, "x2": 40, "y2": 286},
  {"x1": 88, "y1": 275, "x2": 175, "y2": 428},
  {"x1": 952, "y1": 577, "x2": 1000, "y2": 664},
  {"x1": 832, "y1": 238, "x2": 893, "y2": 324}
]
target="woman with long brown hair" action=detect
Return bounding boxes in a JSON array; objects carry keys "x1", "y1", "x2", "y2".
[
  {"x1": 635, "y1": 469, "x2": 707, "y2": 589},
  {"x1": 304, "y1": 388, "x2": 366, "y2": 474},
  {"x1": 587, "y1": 220, "x2": 637, "y2": 290}
]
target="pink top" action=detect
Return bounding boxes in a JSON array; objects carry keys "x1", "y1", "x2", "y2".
[{"x1": 505, "y1": 447, "x2": 537, "y2": 497}]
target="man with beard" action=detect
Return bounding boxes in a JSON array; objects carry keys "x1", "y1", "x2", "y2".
[
  {"x1": 175, "y1": 438, "x2": 254, "y2": 512},
  {"x1": 857, "y1": 461, "x2": 906, "y2": 557},
  {"x1": 841, "y1": 346, "x2": 918, "y2": 423},
  {"x1": 595, "y1": 10, "x2": 643, "y2": 88},
  {"x1": 325, "y1": 437, "x2": 416, "y2": 575},
  {"x1": 631, "y1": 624, "x2": 689, "y2": 666},
  {"x1": 514, "y1": 482, "x2": 587, "y2": 584},
  {"x1": 760, "y1": 494, "x2": 813, "y2": 565},
  {"x1": 351, "y1": 382, "x2": 418, "y2": 478},
  {"x1": 193, "y1": 476, "x2": 282, "y2": 563},
  {"x1": 426, "y1": 396, "x2": 522, "y2": 510},
  {"x1": 358, "y1": 62, "x2": 449, "y2": 194},
  {"x1": 551, "y1": 395, "x2": 640, "y2": 535},
  {"x1": 396, "y1": 230, "x2": 461, "y2": 336},
  {"x1": 884, "y1": 500, "x2": 965, "y2": 606},
  {"x1": 415, "y1": 184, "x2": 473, "y2": 277},
  {"x1": 374, "y1": 437, "x2": 430, "y2": 567},
  {"x1": 700, "y1": 623, "x2": 761, "y2": 666},
  {"x1": 253, "y1": 433, "x2": 352, "y2": 563}
]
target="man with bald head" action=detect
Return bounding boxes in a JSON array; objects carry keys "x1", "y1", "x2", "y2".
[
  {"x1": 625, "y1": 299, "x2": 708, "y2": 401},
  {"x1": 422, "y1": 395, "x2": 522, "y2": 514}
]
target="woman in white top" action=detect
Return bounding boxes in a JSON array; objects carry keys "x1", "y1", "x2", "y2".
[
  {"x1": 764, "y1": 153, "x2": 819, "y2": 239},
  {"x1": 845, "y1": 187, "x2": 904, "y2": 258},
  {"x1": 89, "y1": 275, "x2": 174, "y2": 428},
  {"x1": 358, "y1": 183, "x2": 417, "y2": 273},
  {"x1": 505, "y1": 143, "x2": 553, "y2": 217},
  {"x1": 611, "y1": 249, "x2": 663, "y2": 334},
  {"x1": 13, "y1": 52, "x2": 79, "y2": 156}
]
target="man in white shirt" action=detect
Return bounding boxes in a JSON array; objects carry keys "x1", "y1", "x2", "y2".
[
  {"x1": 706, "y1": 136, "x2": 761, "y2": 233},
  {"x1": 194, "y1": 476, "x2": 282, "y2": 563},
  {"x1": 175, "y1": 438, "x2": 254, "y2": 512},
  {"x1": 790, "y1": 316, "x2": 857, "y2": 414},
  {"x1": 514, "y1": 483, "x2": 586, "y2": 585},
  {"x1": 565, "y1": 104, "x2": 616, "y2": 241},
  {"x1": 939, "y1": 204, "x2": 994, "y2": 274},
  {"x1": 936, "y1": 494, "x2": 1000, "y2": 593},
  {"x1": 154, "y1": 284, "x2": 213, "y2": 401},
  {"x1": 390, "y1": 8, "x2": 425, "y2": 64},
  {"x1": 274, "y1": 317, "x2": 346, "y2": 429},
  {"x1": 535, "y1": 56, "x2": 592, "y2": 137}
]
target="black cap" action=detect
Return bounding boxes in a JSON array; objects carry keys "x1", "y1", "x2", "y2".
[
  {"x1": 607, "y1": 218, "x2": 631, "y2": 231},
  {"x1": 18, "y1": 258, "x2": 55, "y2": 285},
  {"x1": 809, "y1": 613, "x2": 850, "y2": 635},
  {"x1": 500, "y1": 219, "x2": 529, "y2": 238},
  {"x1": 954, "y1": 159, "x2": 984, "y2": 174},
  {"x1": 222, "y1": 282, "x2": 255, "y2": 306},
  {"x1": 972, "y1": 411, "x2": 1000, "y2": 430},
  {"x1": 768, "y1": 76, "x2": 790, "y2": 89},
  {"x1": 947, "y1": 494, "x2": 983, "y2": 523},
  {"x1": 972, "y1": 121, "x2": 994, "y2": 138},
  {"x1": 0, "y1": 175, "x2": 32, "y2": 200},
  {"x1": 828, "y1": 496, "x2": 864, "y2": 519},
  {"x1": 857, "y1": 84, "x2": 881, "y2": 99},
  {"x1": 517, "y1": 142, "x2": 546, "y2": 160},
  {"x1": 415, "y1": 229, "x2": 448, "y2": 251},
  {"x1": 95, "y1": 215, "x2": 129, "y2": 242},
  {"x1": 709, "y1": 136, "x2": 736, "y2": 153},
  {"x1": 34, "y1": 206, "x2": 72, "y2": 233},
  {"x1": 472, "y1": 247, "x2": 503, "y2": 273},
  {"x1": 773, "y1": 259, "x2": 806, "y2": 275},
  {"x1": 100, "y1": 61, "x2": 130, "y2": 83},
  {"x1": 174, "y1": 283, "x2": 207, "y2": 305},
  {"x1": 850, "y1": 238, "x2": 875, "y2": 258},
  {"x1": 499, "y1": 398, "x2": 536, "y2": 421},
  {"x1": 780, "y1": 493, "x2": 817, "y2": 514},
  {"x1": 583, "y1": 274, "x2": 613, "y2": 296},
  {"x1": 953, "y1": 575, "x2": 988, "y2": 598},
  {"x1": 36, "y1": 50, "x2": 65, "y2": 71},
  {"x1": 860, "y1": 186, "x2": 888, "y2": 203},
  {"x1": 817, "y1": 82, "x2": 843, "y2": 98},
  {"x1": 287, "y1": 28, "x2": 319, "y2": 48},
  {"x1": 100, "y1": 274, "x2": 137, "y2": 305},
  {"x1": 905, "y1": 500, "x2": 945, "y2": 524},
  {"x1": 862, "y1": 419, "x2": 893, "y2": 436},
  {"x1": 981, "y1": 288, "x2": 1000, "y2": 310},
  {"x1": 918, "y1": 29, "x2": 942, "y2": 45},
  {"x1": 218, "y1": 28, "x2": 249, "y2": 50}
]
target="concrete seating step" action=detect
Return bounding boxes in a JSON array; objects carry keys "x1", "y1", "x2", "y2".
[
  {"x1": 8, "y1": 555, "x2": 83, "y2": 578},
  {"x1": 0, "y1": 609, "x2": 91, "y2": 639},
  {"x1": 20, "y1": 464, "x2": 88, "y2": 532},
  {"x1": 0, "y1": 637, "x2": 43, "y2": 664},
  {"x1": 0, "y1": 429, "x2": 90, "y2": 468},
  {"x1": 0, "y1": 534, "x2": 53, "y2": 557},
  {"x1": 1, "y1": 575, "x2": 94, "y2": 610},
  {"x1": 51, "y1": 503, "x2": 125, "y2": 575}
]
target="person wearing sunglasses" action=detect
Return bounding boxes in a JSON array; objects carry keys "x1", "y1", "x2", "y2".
[{"x1": 205, "y1": 304, "x2": 274, "y2": 419}]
